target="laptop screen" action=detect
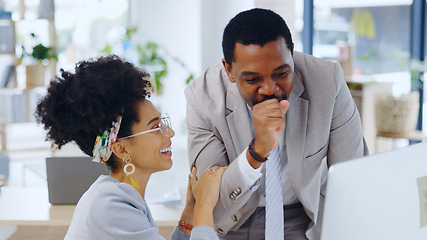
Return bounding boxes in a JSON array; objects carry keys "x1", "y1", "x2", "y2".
[
  {"x1": 321, "y1": 141, "x2": 427, "y2": 240},
  {"x1": 46, "y1": 157, "x2": 110, "y2": 205}
]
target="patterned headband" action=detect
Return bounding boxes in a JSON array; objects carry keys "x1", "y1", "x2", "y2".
[{"x1": 92, "y1": 116, "x2": 122, "y2": 163}]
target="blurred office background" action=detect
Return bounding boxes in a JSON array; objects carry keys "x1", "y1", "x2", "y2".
[{"x1": 0, "y1": 0, "x2": 425, "y2": 208}]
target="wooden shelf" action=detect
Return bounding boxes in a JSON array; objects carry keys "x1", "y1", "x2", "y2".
[{"x1": 0, "y1": 1, "x2": 56, "y2": 152}]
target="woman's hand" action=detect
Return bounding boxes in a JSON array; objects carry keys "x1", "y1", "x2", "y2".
[
  {"x1": 185, "y1": 167, "x2": 197, "y2": 208},
  {"x1": 178, "y1": 168, "x2": 198, "y2": 235},
  {"x1": 190, "y1": 166, "x2": 227, "y2": 209},
  {"x1": 190, "y1": 166, "x2": 227, "y2": 228}
]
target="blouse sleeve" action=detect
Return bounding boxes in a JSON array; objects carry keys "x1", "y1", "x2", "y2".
[{"x1": 170, "y1": 225, "x2": 219, "y2": 240}]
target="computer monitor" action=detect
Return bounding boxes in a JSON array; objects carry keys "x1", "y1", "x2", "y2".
[
  {"x1": 46, "y1": 156, "x2": 110, "y2": 205},
  {"x1": 321, "y1": 141, "x2": 427, "y2": 240}
]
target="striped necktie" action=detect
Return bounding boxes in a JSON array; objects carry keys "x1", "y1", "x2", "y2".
[{"x1": 265, "y1": 145, "x2": 284, "y2": 239}]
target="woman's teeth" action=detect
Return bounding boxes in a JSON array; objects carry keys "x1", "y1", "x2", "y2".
[{"x1": 160, "y1": 146, "x2": 171, "y2": 153}]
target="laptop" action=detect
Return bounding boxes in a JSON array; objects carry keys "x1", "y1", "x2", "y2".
[
  {"x1": 321, "y1": 141, "x2": 427, "y2": 240},
  {"x1": 46, "y1": 156, "x2": 110, "y2": 205}
]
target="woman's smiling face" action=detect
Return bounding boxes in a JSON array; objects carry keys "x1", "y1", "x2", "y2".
[{"x1": 125, "y1": 100, "x2": 175, "y2": 174}]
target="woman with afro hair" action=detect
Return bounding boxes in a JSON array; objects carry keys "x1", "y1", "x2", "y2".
[{"x1": 36, "y1": 55, "x2": 225, "y2": 240}]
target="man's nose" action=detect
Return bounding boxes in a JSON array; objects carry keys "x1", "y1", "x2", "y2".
[{"x1": 258, "y1": 78, "x2": 278, "y2": 96}]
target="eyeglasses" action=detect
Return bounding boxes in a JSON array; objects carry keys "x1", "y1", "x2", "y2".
[{"x1": 117, "y1": 113, "x2": 171, "y2": 140}]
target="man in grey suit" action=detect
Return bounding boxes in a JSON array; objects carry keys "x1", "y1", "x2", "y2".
[{"x1": 185, "y1": 8, "x2": 368, "y2": 240}]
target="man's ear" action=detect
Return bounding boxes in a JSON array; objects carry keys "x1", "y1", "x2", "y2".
[
  {"x1": 111, "y1": 141, "x2": 129, "y2": 160},
  {"x1": 222, "y1": 58, "x2": 235, "y2": 83}
]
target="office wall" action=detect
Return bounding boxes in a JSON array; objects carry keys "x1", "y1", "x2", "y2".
[
  {"x1": 200, "y1": 0, "x2": 255, "y2": 71},
  {"x1": 129, "y1": 0, "x2": 201, "y2": 134},
  {"x1": 128, "y1": 0, "x2": 202, "y2": 194},
  {"x1": 128, "y1": 0, "x2": 260, "y2": 138}
]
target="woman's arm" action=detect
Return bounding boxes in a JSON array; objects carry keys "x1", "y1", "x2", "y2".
[
  {"x1": 177, "y1": 168, "x2": 197, "y2": 235},
  {"x1": 177, "y1": 166, "x2": 226, "y2": 236}
]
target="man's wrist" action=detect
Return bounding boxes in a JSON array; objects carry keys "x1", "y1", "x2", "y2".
[{"x1": 248, "y1": 138, "x2": 269, "y2": 163}]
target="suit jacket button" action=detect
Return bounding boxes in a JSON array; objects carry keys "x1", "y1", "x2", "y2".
[
  {"x1": 216, "y1": 229, "x2": 225, "y2": 235},
  {"x1": 231, "y1": 214, "x2": 238, "y2": 222},
  {"x1": 229, "y1": 187, "x2": 242, "y2": 199}
]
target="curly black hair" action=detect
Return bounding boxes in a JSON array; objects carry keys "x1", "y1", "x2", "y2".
[
  {"x1": 222, "y1": 8, "x2": 294, "y2": 66},
  {"x1": 35, "y1": 55, "x2": 152, "y2": 171}
]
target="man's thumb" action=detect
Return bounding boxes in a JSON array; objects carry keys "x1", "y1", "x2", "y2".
[{"x1": 280, "y1": 100, "x2": 290, "y2": 111}]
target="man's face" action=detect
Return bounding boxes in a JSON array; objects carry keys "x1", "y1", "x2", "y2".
[{"x1": 223, "y1": 37, "x2": 294, "y2": 108}]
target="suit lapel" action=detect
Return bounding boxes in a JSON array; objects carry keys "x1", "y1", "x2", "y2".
[
  {"x1": 225, "y1": 82, "x2": 253, "y2": 160},
  {"x1": 286, "y1": 70, "x2": 309, "y2": 199}
]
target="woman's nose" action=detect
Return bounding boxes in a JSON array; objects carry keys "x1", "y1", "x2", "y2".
[{"x1": 167, "y1": 126, "x2": 175, "y2": 138}]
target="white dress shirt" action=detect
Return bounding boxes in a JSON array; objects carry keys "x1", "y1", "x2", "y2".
[{"x1": 237, "y1": 106, "x2": 299, "y2": 206}]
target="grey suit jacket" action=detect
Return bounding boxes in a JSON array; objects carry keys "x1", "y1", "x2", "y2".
[{"x1": 185, "y1": 51, "x2": 368, "y2": 240}]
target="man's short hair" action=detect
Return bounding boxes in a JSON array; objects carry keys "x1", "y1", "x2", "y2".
[{"x1": 222, "y1": 8, "x2": 294, "y2": 66}]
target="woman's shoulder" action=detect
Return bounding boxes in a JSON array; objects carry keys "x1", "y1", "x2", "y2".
[
  {"x1": 90, "y1": 175, "x2": 147, "y2": 209},
  {"x1": 74, "y1": 176, "x2": 163, "y2": 239},
  {"x1": 87, "y1": 176, "x2": 154, "y2": 227}
]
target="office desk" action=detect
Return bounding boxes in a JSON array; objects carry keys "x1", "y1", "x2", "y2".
[
  {"x1": 0, "y1": 187, "x2": 73, "y2": 226},
  {"x1": 377, "y1": 130, "x2": 426, "y2": 142},
  {"x1": 376, "y1": 130, "x2": 427, "y2": 153},
  {"x1": 0, "y1": 187, "x2": 182, "y2": 239}
]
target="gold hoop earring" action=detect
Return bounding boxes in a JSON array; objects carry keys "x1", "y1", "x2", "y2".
[
  {"x1": 123, "y1": 157, "x2": 135, "y2": 175},
  {"x1": 122, "y1": 156, "x2": 140, "y2": 189}
]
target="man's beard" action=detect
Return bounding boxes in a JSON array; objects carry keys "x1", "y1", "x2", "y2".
[{"x1": 252, "y1": 93, "x2": 288, "y2": 106}]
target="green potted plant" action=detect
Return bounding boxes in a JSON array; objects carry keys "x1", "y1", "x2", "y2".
[
  {"x1": 100, "y1": 27, "x2": 194, "y2": 94},
  {"x1": 137, "y1": 42, "x2": 168, "y2": 94},
  {"x1": 137, "y1": 41, "x2": 194, "y2": 94},
  {"x1": 19, "y1": 33, "x2": 57, "y2": 88}
]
